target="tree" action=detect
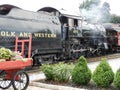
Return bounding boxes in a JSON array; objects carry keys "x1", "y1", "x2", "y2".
[
  {"x1": 101, "y1": 2, "x2": 111, "y2": 23},
  {"x1": 114, "y1": 68, "x2": 120, "y2": 89},
  {"x1": 71, "y1": 56, "x2": 92, "y2": 85},
  {"x1": 92, "y1": 58, "x2": 114, "y2": 88},
  {"x1": 79, "y1": 0, "x2": 100, "y2": 10},
  {"x1": 110, "y1": 14, "x2": 120, "y2": 23}
]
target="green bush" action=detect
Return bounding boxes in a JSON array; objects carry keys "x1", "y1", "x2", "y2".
[
  {"x1": 71, "y1": 56, "x2": 92, "y2": 85},
  {"x1": 114, "y1": 68, "x2": 120, "y2": 89},
  {"x1": 41, "y1": 64, "x2": 54, "y2": 80},
  {"x1": 53, "y1": 62, "x2": 73, "y2": 82},
  {"x1": 92, "y1": 58, "x2": 114, "y2": 88},
  {"x1": 42, "y1": 62, "x2": 74, "y2": 82}
]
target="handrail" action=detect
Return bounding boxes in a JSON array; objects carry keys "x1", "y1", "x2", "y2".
[{"x1": 15, "y1": 35, "x2": 32, "y2": 58}]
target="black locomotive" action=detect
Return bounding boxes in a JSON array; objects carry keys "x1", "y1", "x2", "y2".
[{"x1": 0, "y1": 4, "x2": 114, "y2": 66}]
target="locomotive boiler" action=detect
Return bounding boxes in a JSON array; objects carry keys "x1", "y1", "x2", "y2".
[{"x1": 0, "y1": 4, "x2": 109, "y2": 66}]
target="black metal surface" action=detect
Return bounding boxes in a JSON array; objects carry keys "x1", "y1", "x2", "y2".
[{"x1": 0, "y1": 8, "x2": 62, "y2": 52}]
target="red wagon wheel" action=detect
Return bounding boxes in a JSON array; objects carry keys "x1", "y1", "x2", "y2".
[
  {"x1": 0, "y1": 70, "x2": 12, "y2": 89},
  {"x1": 12, "y1": 70, "x2": 29, "y2": 90}
]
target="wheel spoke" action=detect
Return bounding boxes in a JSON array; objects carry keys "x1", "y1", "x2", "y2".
[
  {"x1": 0, "y1": 70, "x2": 12, "y2": 89},
  {"x1": 12, "y1": 71, "x2": 29, "y2": 90}
]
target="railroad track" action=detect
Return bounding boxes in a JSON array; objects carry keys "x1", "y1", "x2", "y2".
[
  {"x1": 87, "y1": 53, "x2": 120, "y2": 62},
  {"x1": 27, "y1": 53, "x2": 120, "y2": 74},
  {"x1": 26, "y1": 66, "x2": 42, "y2": 74}
]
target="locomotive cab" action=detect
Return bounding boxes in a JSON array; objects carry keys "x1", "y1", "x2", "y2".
[
  {"x1": 60, "y1": 16, "x2": 82, "y2": 39},
  {"x1": 60, "y1": 14, "x2": 83, "y2": 59}
]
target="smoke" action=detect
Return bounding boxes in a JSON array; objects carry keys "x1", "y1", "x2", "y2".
[{"x1": 80, "y1": 2, "x2": 111, "y2": 23}]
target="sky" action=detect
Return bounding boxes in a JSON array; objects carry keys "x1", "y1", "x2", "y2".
[{"x1": 0, "y1": 0, "x2": 120, "y2": 15}]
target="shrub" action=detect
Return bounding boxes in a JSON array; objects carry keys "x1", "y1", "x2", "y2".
[
  {"x1": 41, "y1": 64, "x2": 54, "y2": 80},
  {"x1": 114, "y1": 68, "x2": 120, "y2": 89},
  {"x1": 71, "y1": 56, "x2": 92, "y2": 85},
  {"x1": 42, "y1": 62, "x2": 74, "y2": 82},
  {"x1": 53, "y1": 62, "x2": 73, "y2": 82},
  {"x1": 92, "y1": 58, "x2": 114, "y2": 88}
]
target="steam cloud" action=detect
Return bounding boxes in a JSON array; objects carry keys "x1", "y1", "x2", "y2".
[{"x1": 80, "y1": 2, "x2": 111, "y2": 23}]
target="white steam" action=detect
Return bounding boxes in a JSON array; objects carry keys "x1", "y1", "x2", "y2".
[{"x1": 80, "y1": 2, "x2": 110, "y2": 23}]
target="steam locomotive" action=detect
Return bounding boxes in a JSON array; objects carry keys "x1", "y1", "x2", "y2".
[{"x1": 0, "y1": 4, "x2": 118, "y2": 66}]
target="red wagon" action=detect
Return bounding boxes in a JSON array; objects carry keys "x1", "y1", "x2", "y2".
[{"x1": 0, "y1": 36, "x2": 33, "y2": 90}]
